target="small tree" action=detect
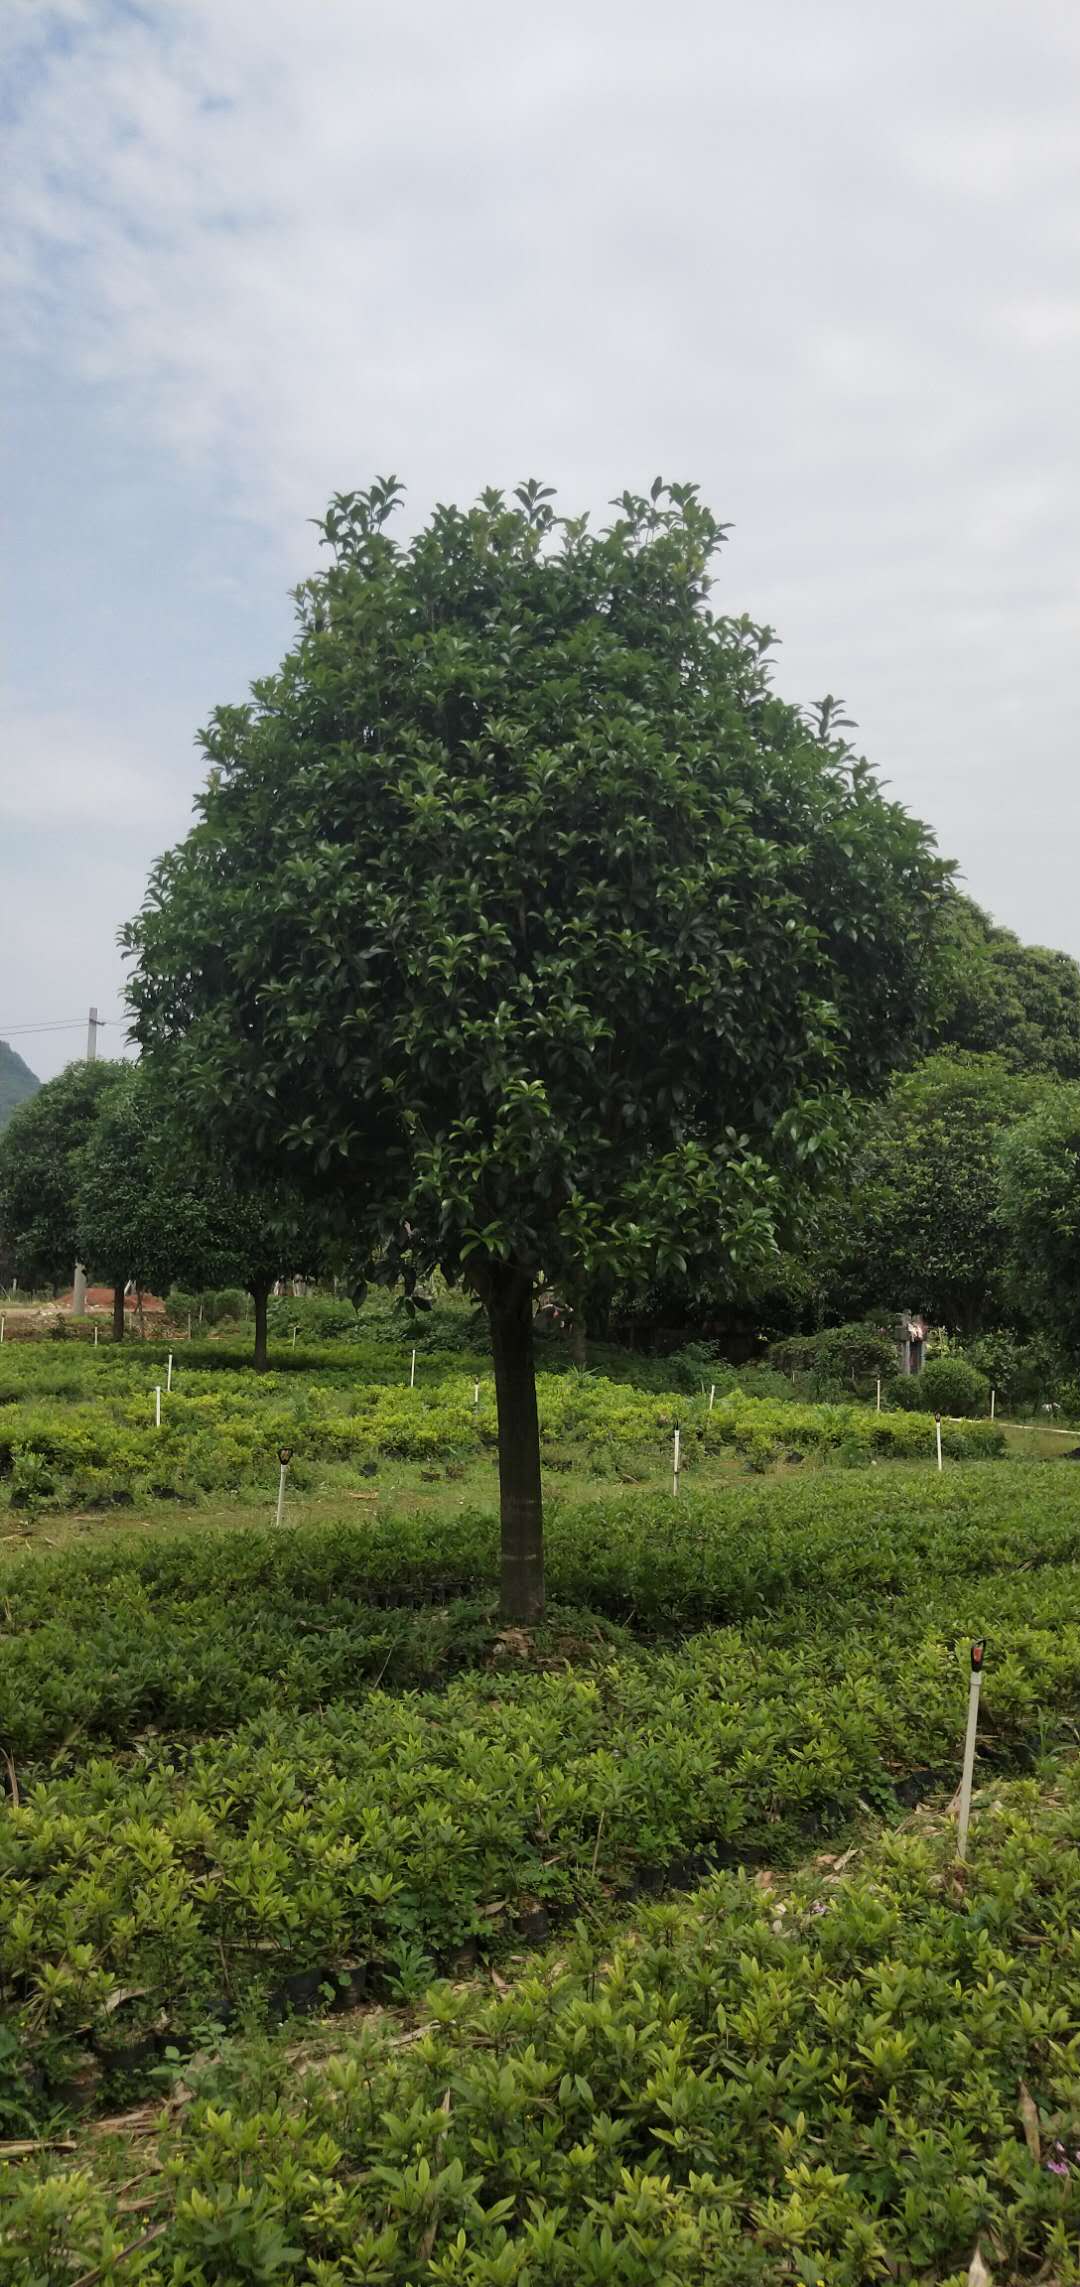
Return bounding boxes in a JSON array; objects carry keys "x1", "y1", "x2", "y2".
[
  {"x1": 77, "y1": 1069, "x2": 325, "y2": 1361},
  {"x1": 127, "y1": 478, "x2": 946, "y2": 1617},
  {"x1": 75, "y1": 1068, "x2": 223, "y2": 1336},
  {"x1": 0, "y1": 1061, "x2": 126, "y2": 1303}
]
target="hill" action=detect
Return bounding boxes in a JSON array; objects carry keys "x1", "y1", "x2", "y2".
[{"x1": 0, "y1": 1038, "x2": 40, "y2": 1130}]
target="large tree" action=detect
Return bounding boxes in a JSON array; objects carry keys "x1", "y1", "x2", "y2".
[
  {"x1": 0, "y1": 1060, "x2": 125, "y2": 1300},
  {"x1": 127, "y1": 477, "x2": 946, "y2": 1617}
]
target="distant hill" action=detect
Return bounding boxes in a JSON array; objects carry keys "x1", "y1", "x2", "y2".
[{"x1": 0, "y1": 1040, "x2": 40, "y2": 1131}]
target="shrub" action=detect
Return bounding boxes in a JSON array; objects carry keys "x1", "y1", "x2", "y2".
[{"x1": 919, "y1": 1356, "x2": 991, "y2": 1418}]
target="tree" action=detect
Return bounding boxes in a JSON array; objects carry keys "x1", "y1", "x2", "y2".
[
  {"x1": 127, "y1": 477, "x2": 946, "y2": 1618},
  {"x1": 815, "y1": 1052, "x2": 1043, "y2": 1334},
  {"x1": 932, "y1": 892, "x2": 1080, "y2": 1079},
  {"x1": 76, "y1": 1067, "x2": 325, "y2": 1360},
  {"x1": 0, "y1": 1060, "x2": 125, "y2": 1297},
  {"x1": 998, "y1": 1087, "x2": 1080, "y2": 1359},
  {"x1": 75, "y1": 1067, "x2": 222, "y2": 1338}
]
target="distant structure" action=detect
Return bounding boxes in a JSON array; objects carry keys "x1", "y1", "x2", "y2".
[
  {"x1": 897, "y1": 1311, "x2": 928, "y2": 1375},
  {"x1": 0, "y1": 1039, "x2": 40, "y2": 1132}
]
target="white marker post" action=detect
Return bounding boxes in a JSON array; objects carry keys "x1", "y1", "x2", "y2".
[
  {"x1": 672, "y1": 1422, "x2": 681, "y2": 1497},
  {"x1": 875, "y1": 1377, "x2": 881, "y2": 1413},
  {"x1": 990, "y1": 1388, "x2": 996, "y2": 1421},
  {"x1": 166, "y1": 1353, "x2": 173, "y2": 1393},
  {"x1": 0, "y1": 1316, "x2": 4, "y2": 1345},
  {"x1": 708, "y1": 1383, "x2": 715, "y2": 1413},
  {"x1": 275, "y1": 1445, "x2": 291, "y2": 1528},
  {"x1": 154, "y1": 1386, "x2": 162, "y2": 1429},
  {"x1": 94, "y1": 1326, "x2": 99, "y2": 1349},
  {"x1": 956, "y1": 1640, "x2": 986, "y2": 1862},
  {"x1": 473, "y1": 1380, "x2": 480, "y2": 1412},
  {"x1": 410, "y1": 1347, "x2": 417, "y2": 1389},
  {"x1": 935, "y1": 1413, "x2": 943, "y2": 1473}
]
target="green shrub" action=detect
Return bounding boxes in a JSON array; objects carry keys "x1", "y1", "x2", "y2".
[{"x1": 920, "y1": 1356, "x2": 992, "y2": 1418}]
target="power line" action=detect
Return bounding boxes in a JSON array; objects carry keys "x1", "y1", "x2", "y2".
[{"x1": 0, "y1": 1016, "x2": 121, "y2": 1039}]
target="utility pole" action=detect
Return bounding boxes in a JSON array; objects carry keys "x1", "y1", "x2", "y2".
[{"x1": 72, "y1": 1007, "x2": 100, "y2": 1317}]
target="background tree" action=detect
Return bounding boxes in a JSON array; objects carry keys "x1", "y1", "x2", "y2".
[
  {"x1": 998, "y1": 1087, "x2": 1080, "y2": 1361},
  {"x1": 77, "y1": 1067, "x2": 325, "y2": 1360},
  {"x1": 127, "y1": 477, "x2": 947, "y2": 1619},
  {"x1": 932, "y1": 892, "x2": 1080, "y2": 1078},
  {"x1": 75, "y1": 1067, "x2": 223, "y2": 1338},
  {"x1": 0, "y1": 1060, "x2": 125, "y2": 1299},
  {"x1": 813, "y1": 1052, "x2": 1043, "y2": 1334}
]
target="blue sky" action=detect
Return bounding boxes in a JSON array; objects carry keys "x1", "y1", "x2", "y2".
[{"x1": 3, "y1": 0, "x2": 1079, "y2": 1078}]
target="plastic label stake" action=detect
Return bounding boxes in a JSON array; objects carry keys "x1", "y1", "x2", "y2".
[
  {"x1": 276, "y1": 1446, "x2": 292, "y2": 1528},
  {"x1": 672, "y1": 1422, "x2": 681, "y2": 1497},
  {"x1": 956, "y1": 1640, "x2": 986, "y2": 1861},
  {"x1": 935, "y1": 1413, "x2": 943, "y2": 1473}
]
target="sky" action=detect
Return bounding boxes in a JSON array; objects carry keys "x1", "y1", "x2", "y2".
[{"x1": 2, "y1": 0, "x2": 1079, "y2": 1081}]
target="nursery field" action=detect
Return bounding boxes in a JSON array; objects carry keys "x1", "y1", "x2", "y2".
[{"x1": 4, "y1": 1338, "x2": 1080, "y2": 2281}]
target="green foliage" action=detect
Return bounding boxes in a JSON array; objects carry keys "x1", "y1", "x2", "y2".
[
  {"x1": 999, "y1": 1086, "x2": 1080, "y2": 1361},
  {"x1": 0, "y1": 1596, "x2": 1072, "y2": 2120},
  {"x1": 0, "y1": 1343, "x2": 1003, "y2": 1518},
  {"x1": 0, "y1": 1040, "x2": 38, "y2": 1134},
  {"x1": 127, "y1": 479, "x2": 945, "y2": 1297},
  {"x1": 917, "y1": 1356, "x2": 992, "y2": 1418},
  {"x1": 0, "y1": 1060, "x2": 125, "y2": 1289},
  {"x1": 934, "y1": 889, "x2": 1080, "y2": 1077},
  {"x1": 816, "y1": 1051, "x2": 1045, "y2": 1334},
  {"x1": 768, "y1": 1319, "x2": 898, "y2": 1389},
  {"x1": 10, "y1": 1768, "x2": 1080, "y2": 2282}
]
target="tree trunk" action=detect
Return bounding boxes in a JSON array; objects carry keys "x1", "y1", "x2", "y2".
[
  {"x1": 570, "y1": 1314, "x2": 587, "y2": 1368},
  {"x1": 252, "y1": 1282, "x2": 269, "y2": 1373},
  {"x1": 112, "y1": 1282, "x2": 126, "y2": 1343},
  {"x1": 487, "y1": 1267, "x2": 544, "y2": 1622}
]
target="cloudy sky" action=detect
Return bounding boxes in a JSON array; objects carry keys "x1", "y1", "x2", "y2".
[{"x1": 3, "y1": 0, "x2": 1078, "y2": 1079}]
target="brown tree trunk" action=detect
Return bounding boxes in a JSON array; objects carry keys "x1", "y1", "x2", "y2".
[
  {"x1": 487, "y1": 1266, "x2": 545, "y2": 1622},
  {"x1": 112, "y1": 1282, "x2": 126, "y2": 1343},
  {"x1": 570, "y1": 1313, "x2": 587, "y2": 1368},
  {"x1": 252, "y1": 1282, "x2": 269, "y2": 1372}
]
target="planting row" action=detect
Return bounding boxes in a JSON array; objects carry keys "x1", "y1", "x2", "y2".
[
  {"x1": 2, "y1": 1468, "x2": 1078, "y2": 1765},
  {"x1": 0, "y1": 1610, "x2": 1076, "y2": 2121},
  {"x1": 0, "y1": 1362, "x2": 1005, "y2": 1509},
  {"x1": 7, "y1": 1764, "x2": 1080, "y2": 2281}
]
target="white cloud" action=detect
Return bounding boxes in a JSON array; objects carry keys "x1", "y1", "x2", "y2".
[{"x1": 2, "y1": 0, "x2": 1080, "y2": 1003}]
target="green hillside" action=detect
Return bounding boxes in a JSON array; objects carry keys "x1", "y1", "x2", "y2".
[{"x1": 0, "y1": 1039, "x2": 40, "y2": 1131}]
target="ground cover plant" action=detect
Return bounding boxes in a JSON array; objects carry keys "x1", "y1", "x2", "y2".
[
  {"x1": 0, "y1": 1339, "x2": 1004, "y2": 1518},
  {"x1": 0, "y1": 1465, "x2": 1076, "y2": 1769},
  {"x1": 8, "y1": 1763, "x2": 1080, "y2": 2282}
]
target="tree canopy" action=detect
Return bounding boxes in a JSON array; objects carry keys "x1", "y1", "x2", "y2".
[
  {"x1": 127, "y1": 477, "x2": 947, "y2": 1615},
  {"x1": 0, "y1": 1059, "x2": 125, "y2": 1291},
  {"x1": 998, "y1": 1086, "x2": 1080, "y2": 1361},
  {"x1": 815, "y1": 1051, "x2": 1045, "y2": 1334},
  {"x1": 932, "y1": 893, "x2": 1080, "y2": 1078},
  {"x1": 76, "y1": 1064, "x2": 327, "y2": 1359}
]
